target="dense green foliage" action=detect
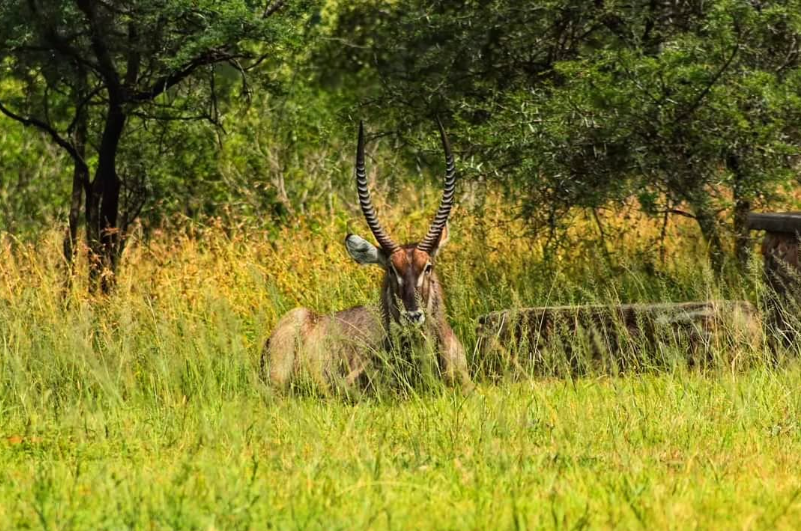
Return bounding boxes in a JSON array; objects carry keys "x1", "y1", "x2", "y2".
[
  {"x1": 0, "y1": 0, "x2": 311, "y2": 290},
  {"x1": 0, "y1": 124, "x2": 69, "y2": 233},
  {"x1": 2, "y1": 1, "x2": 800, "y2": 275},
  {"x1": 321, "y1": 0, "x2": 801, "y2": 268}
]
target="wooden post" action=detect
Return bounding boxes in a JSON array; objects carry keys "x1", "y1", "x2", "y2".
[{"x1": 747, "y1": 212, "x2": 801, "y2": 345}]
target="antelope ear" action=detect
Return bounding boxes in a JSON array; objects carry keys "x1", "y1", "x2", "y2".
[
  {"x1": 345, "y1": 234, "x2": 387, "y2": 266},
  {"x1": 429, "y1": 222, "x2": 450, "y2": 258}
]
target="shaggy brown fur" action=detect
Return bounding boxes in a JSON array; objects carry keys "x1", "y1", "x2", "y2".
[{"x1": 261, "y1": 235, "x2": 471, "y2": 394}]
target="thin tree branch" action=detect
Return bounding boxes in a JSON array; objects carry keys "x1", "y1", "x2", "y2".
[
  {"x1": 129, "y1": 50, "x2": 250, "y2": 102},
  {"x1": 657, "y1": 208, "x2": 697, "y2": 219},
  {"x1": 263, "y1": 0, "x2": 286, "y2": 18},
  {"x1": 74, "y1": 0, "x2": 122, "y2": 92},
  {"x1": 67, "y1": 83, "x2": 105, "y2": 134},
  {"x1": 124, "y1": 22, "x2": 141, "y2": 87},
  {"x1": 673, "y1": 45, "x2": 740, "y2": 124},
  {"x1": 0, "y1": 99, "x2": 88, "y2": 172},
  {"x1": 25, "y1": 0, "x2": 103, "y2": 75}
]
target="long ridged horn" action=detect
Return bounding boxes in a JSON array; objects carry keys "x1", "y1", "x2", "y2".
[
  {"x1": 417, "y1": 117, "x2": 456, "y2": 254},
  {"x1": 356, "y1": 121, "x2": 400, "y2": 255}
]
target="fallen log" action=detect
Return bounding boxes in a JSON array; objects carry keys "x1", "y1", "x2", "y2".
[{"x1": 475, "y1": 301, "x2": 762, "y2": 377}]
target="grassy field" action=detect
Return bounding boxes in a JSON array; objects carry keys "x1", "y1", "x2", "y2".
[
  {"x1": 1, "y1": 371, "x2": 800, "y2": 530},
  {"x1": 1, "y1": 203, "x2": 800, "y2": 530}
]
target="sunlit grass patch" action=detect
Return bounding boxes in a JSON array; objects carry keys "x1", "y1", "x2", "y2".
[
  {"x1": 0, "y1": 371, "x2": 799, "y2": 529},
  {"x1": 0, "y1": 194, "x2": 798, "y2": 529}
]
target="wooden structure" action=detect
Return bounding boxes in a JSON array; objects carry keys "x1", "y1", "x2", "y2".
[
  {"x1": 747, "y1": 212, "x2": 801, "y2": 343},
  {"x1": 475, "y1": 301, "x2": 761, "y2": 376}
]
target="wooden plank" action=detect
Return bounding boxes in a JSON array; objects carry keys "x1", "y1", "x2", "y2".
[
  {"x1": 760, "y1": 232, "x2": 801, "y2": 345},
  {"x1": 747, "y1": 212, "x2": 801, "y2": 234},
  {"x1": 475, "y1": 301, "x2": 761, "y2": 376},
  {"x1": 749, "y1": 212, "x2": 801, "y2": 344}
]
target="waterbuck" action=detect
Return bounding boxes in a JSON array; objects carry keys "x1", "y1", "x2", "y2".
[{"x1": 261, "y1": 120, "x2": 472, "y2": 394}]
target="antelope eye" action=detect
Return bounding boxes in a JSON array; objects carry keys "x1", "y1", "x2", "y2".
[{"x1": 424, "y1": 264, "x2": 433, "y2": 275}]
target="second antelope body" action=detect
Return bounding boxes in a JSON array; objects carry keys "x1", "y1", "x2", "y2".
[{"x1": 262, "y1": 121, "x2": 472, "y2": 394}]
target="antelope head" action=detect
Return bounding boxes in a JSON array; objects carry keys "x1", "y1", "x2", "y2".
[{"x1": 345, "y1": 120, "x2": 456, "y2": 327}]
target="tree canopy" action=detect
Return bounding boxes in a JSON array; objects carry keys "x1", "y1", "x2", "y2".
[
  {"x1": 0, "y1": 0, "x2": 310, "y2": 290},
  {"x1": 320, "y1": 0, "x2": 801, "y2": 269},
  {"x1": 1, "y1": 0, "x2": 800, "y2": 286}
]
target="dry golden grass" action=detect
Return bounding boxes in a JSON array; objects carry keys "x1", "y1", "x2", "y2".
[{"x1": 1, "y1": 191, "x2": 798, "y2": 530}]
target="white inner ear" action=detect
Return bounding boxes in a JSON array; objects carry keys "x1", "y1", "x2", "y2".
[{"x1": 345, "y1": 234, "x2": 386, "y2": 266}]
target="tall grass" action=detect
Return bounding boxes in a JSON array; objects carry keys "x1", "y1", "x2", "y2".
[
  {"x1": 0, "y1": 198, "x2": 743, "y2": 405},
  {"x1": 0, "y1": 195, "x2": 799, "y2": 529}
]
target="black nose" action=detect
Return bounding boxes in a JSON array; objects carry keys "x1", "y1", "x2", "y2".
[{"x1": 404, "y1": 310, "x2": 425, "y2": 325}]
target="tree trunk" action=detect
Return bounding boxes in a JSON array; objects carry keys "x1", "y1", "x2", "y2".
[
  {"x1": 728, "y1": 154, "x2": 752, "y2": 272},
  {"x1": 85, "y1": 174, "x2": 102, "y2": 292},
  {"x1": 63, "y1": 110, "x2": 88, "y2": 281},
  {"x1": 733, "y1": 196, "x2": 752, "y2": 271},
  {"x1": 86, "y1": 100, "x2": 127, "y2": 294},
  {"x1": 692, "y1": 201, "x2": 725, "y2": 275}
]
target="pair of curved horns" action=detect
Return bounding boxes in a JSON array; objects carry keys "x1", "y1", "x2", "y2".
[{"x1": 355, "y1": 119, "x2": 456, "y2": 255}]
